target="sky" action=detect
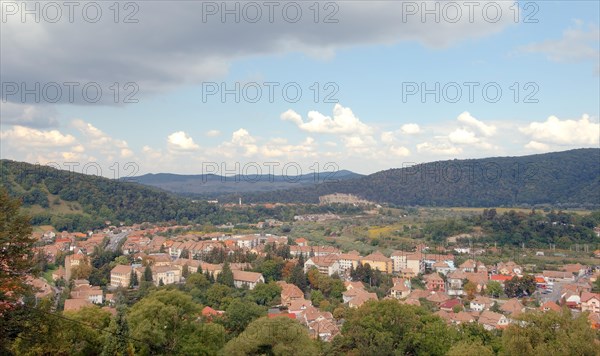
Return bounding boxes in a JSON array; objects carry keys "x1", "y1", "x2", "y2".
[{"x1": 1, "y1": 0, "x2": 599, "y2": 178}]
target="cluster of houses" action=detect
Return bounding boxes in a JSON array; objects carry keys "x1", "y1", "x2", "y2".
[{"x1": 30, "y1": 225, "x2": 600, "y2": 333}]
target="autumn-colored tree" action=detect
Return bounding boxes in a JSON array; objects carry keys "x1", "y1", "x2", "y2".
[{"x1": 0, "y1": 188, "x2": 36, "y2": 314}]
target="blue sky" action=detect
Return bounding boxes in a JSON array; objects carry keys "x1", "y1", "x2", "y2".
[{"x1": 1, "y1": 1, "x2": 598, "y2": 176}]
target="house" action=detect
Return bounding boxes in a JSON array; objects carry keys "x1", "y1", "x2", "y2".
[
  {"x1": 470, "y1": 296, "x2": 494, "y2": 312},
  {"x1": 289, "y1": 245, "x2": 340, "y2": 258},
  {"x1": 146, "y1": 253, "x2": 172, "y2": 266},
  {"x1": 307, "y1": 318, "x2": 340, "y2": 342},
  {"x1": 439, "y1": 298, "x2": 463, "y2": 312},
  {"x1": 295, "y1": 238, "x2": 308, "y2": 246},
  {"x1": 288, "y1": 298, "x2": 313, "y2": 316},
  {"x1": 446, "y1": 270, "x2": 467, "y2": 296},
  {"x1": 581, "y1": 292, "x2": 600, "y2": 314},
  {"x1": 27, "y1": 277, "x2": 54, "y2": 299},
  {"x1": 360, "y1": 251, "x2": 392, "y2": 273},
  {"x1": 426, "y1": 292, "x2": 451, "y2": 305},
  {"x1": 278, "y1": 281, "x2": 304, "y2": 307},
  {"x1": 342, "y1": 282, "x2": 378, "y2": 308},
  {"x1": 424, "y1": 273, "x2": 445, "y2": 292},
  {"x1": 501, "y1": 298, "x2": 524, "y2": 316},
  {"x1": 543, "y1": 270, "x2": 574, "y2": 282},
  {"x1": 63, "y1": 299, "x2": 93, "y2": 312},
  {"x1": 465, "y1": 272, "x2": 489, "y2": 294},
  {"x1": 110, "y1": 264, "x2": 132, "y2": 288},
  {"x1": 336, "y1": 252, "x2": 361, "y2": 272},
  {"x1": 478, "y1": 311, "x2": 509, "y2": 330},
  {"x1": 391, "y1": 251, "x2": 426, "y2": 276},
  {"x1": 71, "y1": 284, "x2": 103, "y2": 304},
  {"x1": 561, "y1": 290, "x2": 581, "y2": 308},
  {"x1": 304, "y1": 255, "x2": 340, "y2": 276},
  {"x1": 460, "y1": 259, "x2": 477, "y2": 273},
  {"x1": 496, "y1": 262, "x2": 522, "y2": 276},
  {"x1": 202, "y1": 306, "x2": 224, "y2": 321},
  {"x1": 232, "y1": 270, "x2": 264, "y2": 289},
  {"x1": 51, "y1": 266, "x2": 65, "y2": 281},
  {"x1": 151, "y1": 266, "x2": 181, "y2": 286},
  {"x1": 561, "y1": 264, "x2": 588, "y2": 277},
  {"x1": 434, "y1": 261, "x2": 453, "y2": 275},
  {"x1": 389, "y1": 278, "x2": 411, "y2": 299},
  {"x1": 347, "y1": 289, "x2": 378, "y2": 308},
  {"x1": 540, "y1": 300, "x2": 561, "y2": 313}
]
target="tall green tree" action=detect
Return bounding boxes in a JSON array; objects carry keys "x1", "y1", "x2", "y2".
[
  {"x1": 102, "y1": 305, "x2": 133, "y2": 356},
  {"x1": 223, "y1": 317, "x2": 318, "y2": 356},
  {"x1": 217, "y1": 261, "x2": 234, "y2": 288},
  {"x1": 143, "y1": 265, "x2": 153, "y2": 282},
  {"x1": 0, "y1": 188, "x2": 36, "y2": 314}
]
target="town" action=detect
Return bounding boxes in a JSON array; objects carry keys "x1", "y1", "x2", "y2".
[{"x1": 29, "y1": 219, "x2": 600, "y2": 344}]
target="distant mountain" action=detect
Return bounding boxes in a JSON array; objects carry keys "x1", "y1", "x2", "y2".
[
  {"x1": 0, "y1": 160, "x2": 232, "y2": 231},
  {"x1": 232, "y1": 149, "x2": 600, "y2": 208},
  {"x1": 132, "y1": 170, "x2": 363, "y2": 197}
]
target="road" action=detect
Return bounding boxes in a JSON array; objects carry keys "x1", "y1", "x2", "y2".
[{"x1": 106, "y1": 230, "x2": 130, "y2": 252}]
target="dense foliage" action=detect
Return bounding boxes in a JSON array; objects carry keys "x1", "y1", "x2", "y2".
[
  {"x1": 0, "y1": 160, "x2": 362, "y2": 231},
  {"x1": 237, "y1": 149, "x2": 600, "y2": 207}
]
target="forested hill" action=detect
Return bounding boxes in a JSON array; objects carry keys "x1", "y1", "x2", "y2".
[
  {"x1": 0, "y1": 160, "x2": 224, "y2": 230},
  {"x1": 235, "y1": 149, "x2": 600, "y2": 207},
  {"x1": 132, "y1": 170, "x2": 362, "y2": 196}
]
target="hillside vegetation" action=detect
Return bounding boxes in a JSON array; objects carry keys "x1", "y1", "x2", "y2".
[{"x1": 236, "y1": 149, "x2": 600, "y2": 207}]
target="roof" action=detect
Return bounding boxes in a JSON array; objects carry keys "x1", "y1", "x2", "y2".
[
  {"x1": 232, "y1": 270, "x2": 263, "y2": 283},
  {"x1": 440, "y1": 298, "x2": 462, "y2": 310},
  {"x1": 278, "y1": 282, "x2": 304, "y2": 299},
  {"x1": 64, "y1": 299, "x2": 93, "y2": 312},
  {"x1": 581, "y1": 292, "x2": 600, "y2": 303},
  {"x1": 478, "y1": 311, "x2": 505, "y2": 327},
  {"x1": 491, "y1": 275, "x2": 513, "y2": 282},
  {"x1": 540, "y1": 300, "x2": 561, "y2": 312},
  {"x1": 471, "y1": 296, "x2": 493, "y2": 306},
  {"x1": 361, "y1": 251, "x2": 391, "y2": 262},
  {"x1": 111, "y1": 264, "x2": 131, "y2": 275},
  {"x1": 424, "y1": 273, "x2": 444, "y2": 282},
  {"x1": 501, "y1": 298, "x2": 524, "y2": 315}
]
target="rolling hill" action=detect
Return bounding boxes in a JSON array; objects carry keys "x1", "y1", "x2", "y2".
[
  {"x1": 132, "y1": 170, "x2": 362, "y2": 197},
  {"x1": 231, "y1": 149, "x2": 600, "y2": 207}
]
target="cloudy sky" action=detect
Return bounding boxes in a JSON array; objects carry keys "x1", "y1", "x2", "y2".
[{"x1": 1, "y1": 0, "x2": 599, "y2": 177}]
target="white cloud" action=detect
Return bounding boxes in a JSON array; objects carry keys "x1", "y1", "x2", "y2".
[
  {"x1": 400, "y1": 123, "x2": 421, "y2": 135},
  {"x1": 416, "y1": 141, "x2": 462, "y2": 155},
  {"x1": 520, "y1": 114, "x2": 599, "y2": 146},
  {"x1": 448, "y1": 128, "x2": 480, "y2": 144},
  {"x1": 0, "y1": 102, "x2": 58, "y2": 128},
  {"x1": 72, "y1": 119, "x2": 133, "y2": 158},
  {"x1": 206, "y1": 130, "x2": 221, "y2": 137},
  {"x1": 520, "y1": 22, "x2": 599, "y2": 68},
  {"x1": 0, "y1": 126, "x2": 76, "y2": 147},
  {"x1": 524, "y1": 141, "x2": 550, "y2": 151},
  {"x1": 389, "y1": 145, "x2": 411, "y2": 157},
  {"x1": 381, "y1": 131, "x2": 396, "y2": 144},
  {"x1": 167, "y1": 131, "x2": 200, "y2": 151},
  {"x1": 457, "y1": 112, "x2": 496, "y2": 136},
  {"x1": 281, "y1": 104, "x2": 373, "y2": 135}
]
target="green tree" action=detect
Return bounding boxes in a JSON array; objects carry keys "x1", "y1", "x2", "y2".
[
  {"x1": 217, "y1": 261, "x2": 234, "y2": 288},
  {"x1": 127, "y1": 289, "x2": 202, "y2": 354},
  {"x1": 0, "y1": 188, "x2": 36, "y2": 313},
  {"x1": 331, "y1": 300, "x2": 458, "y2": 355},
  {"x1": 129, "y1": 270, "x2": 138, "y2": 288},
  {"x1": 143, "y1": 265, "x2": 153, "y2": 282},
  {"x1": 249, "y1": 281, "x2": 282, "y2": 306},
  {"x1": 219, "y1": 298, "x2": 266, "y2": 336},
  {"x1": 223, "y1": 317, "x2": 318, "y2": 356},
  {"x1": 310, "y1": 290, "x2": 325, "y2": 307},
  {"x1": 502, "y1": 308, "x2": 600, "y2": 356},
  {"x1": 102, "y1": 305, "x2": 133, "y2": 356},
  {"x1": 447, "y1": 340, "x2": 494, "y2": 356},
  {"x1": 486, "y1": 280, "x2": 503, "y2": 298}
]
